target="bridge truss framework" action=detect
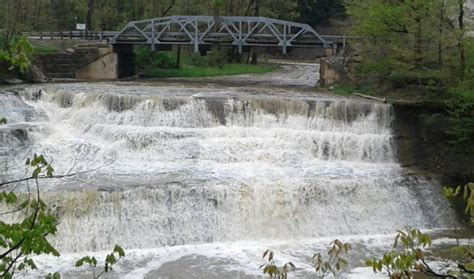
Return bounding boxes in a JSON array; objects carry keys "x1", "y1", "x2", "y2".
[{"x1": 111, "y1": 16, "x2": 331, "y2": 54}]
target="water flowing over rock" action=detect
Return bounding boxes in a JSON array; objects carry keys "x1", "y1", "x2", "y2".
[{"x1": 0, "y1": 65, "x2": 454, "y2": 277}]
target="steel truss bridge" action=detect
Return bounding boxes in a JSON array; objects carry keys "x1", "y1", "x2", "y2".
[{"x1": 111, "y1": 16, "x2": 333, "y2": 54}]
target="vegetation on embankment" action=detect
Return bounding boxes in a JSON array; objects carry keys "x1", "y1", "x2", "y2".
[
  {"x1": 328, "y1": 1, "x2": 474, "y2": 184},
  {"x1": 135, "y1": 46, "x2": 275, "y2": 79}
]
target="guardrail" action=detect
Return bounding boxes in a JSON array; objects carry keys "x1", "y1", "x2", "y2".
[
  {"x1": 25, "y1": 30, "x2": 356, "y2": 47},
  {"x1": 24, "y1": 31, "x2": 118, "y2": 41}
]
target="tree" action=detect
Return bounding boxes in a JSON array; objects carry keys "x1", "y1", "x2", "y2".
[
  {"x1": 347, "y1": 0, "x2": 466, "y2": 89},
  {"x1": 86, "y1": 0, "x2": 94, "y2": 31},
  {"x1": 0, "y1": 146, "x2": 125, "y2": 278},
  {"x1": 0, "y1": 154, "x2": 60, "y2": 278},
  {"x1": 297, "y1": 0, "x2": 345, "y2": 26}
]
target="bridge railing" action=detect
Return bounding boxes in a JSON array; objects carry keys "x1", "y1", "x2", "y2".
[
  {"x1": 24, "y1": 29, "x2": 358, "y2": 51},
  {"x1": 24, "y1": 31, "x2": 117, "y2": 41}
]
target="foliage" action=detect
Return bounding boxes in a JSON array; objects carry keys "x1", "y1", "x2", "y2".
[
  {"x1": 75, "y1": 245, "x2": 125, "y2": 279},
  {"x1": 0, "y1": 117, "x2": 7, "y2": 125},
  {"x1": 0, "y1": 36, "x2": 33, "y2": 77},
  {"x1": 0, "y1": 153, "x2": 126, "y2": 278},
  {"x1": 189, "y1": 53, "x2": 208, "y2": 68},
  {"x1": 207, "y1": 48, "x2": 227, "y2": 68},
  {"x1": 443, "y1": 185, "x2": 462, "y2": 246},
  {"x1": 0, "y1": 0, "x2": 345, "y2": 34},
  {"x1": 330, "y1": 85, "x2": 355, "y2": 95},
  {"x1": 347, "y1": 0, "x2": 466, "y2": 90},
  {"x1": 260, "y1": 249, "x2": 295, "y2": 279},
  {"x1": 33, "y1": 45, "x2": 60, "y2": 55},
  {"x1": 297, "y1": 0, "x2": 345, "y2": 26},
  {"x1": 464, "y1": 183, "x2": 474, "y2": 224},
  {"x1": 0, "y1": 36, "x2": 34, "y2": 75},
  {"x1": 443, "y1": 186, "x2": 462, "y2": 208},
  {"x1": 366, "y1": 229, "x2": 438, "y2": 279},
  {"x1": 135, "y1": 46, "x2": 177, "y2": 71},
  {"x1": 368, "y1": 183, "x2": 474, "y2": 278},
  {"x1": 447, "y1": 40, "x2": 474, "y2": 146},
  {"x1": 0, "y1": 154, "x2": 59, "y2": 278},
  {"x1": 313, "y1": 239, "x2": 352, "y2": 278}
]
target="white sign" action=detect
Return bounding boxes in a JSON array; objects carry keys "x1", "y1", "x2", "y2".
[{"x1": 76, "y1": 23, "x2": 86, "y2": 31}]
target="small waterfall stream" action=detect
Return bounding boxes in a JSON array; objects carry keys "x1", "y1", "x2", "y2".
[{"x1": 0, "y1": 65, "x2": 453, "y2": 278}]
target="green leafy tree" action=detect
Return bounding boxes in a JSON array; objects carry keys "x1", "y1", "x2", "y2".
[
  {"x1": 347, "y1": 0, "x2": 467, "y2": 89},
  {"x1": 0, "y1": 152, "x2": 125, "y2": 278},
  {"x1": 297, "y1": 0, "x2": 345, "y2": 26},
  {"x1": 0, "y1": 154, "x2": 59, "y2": 278}
]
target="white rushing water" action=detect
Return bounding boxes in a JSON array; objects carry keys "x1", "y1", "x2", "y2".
[{"x1": 0, "y1": 63, "x2": 454, "y2": 278}]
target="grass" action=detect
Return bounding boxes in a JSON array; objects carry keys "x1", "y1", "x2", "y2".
[
  {"x1": 330, "y1": 85, "x2": 376, "y2": 96},
  {"x1": 143, "y1": 63, "x2": 275, "y2": 78},
  {"x1": 33, "y1": 45, "x2": 60, "y2": 54}
]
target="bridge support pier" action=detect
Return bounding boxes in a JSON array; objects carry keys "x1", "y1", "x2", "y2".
[{"x1": 113, "y1": 44, "x2": 135, "y2": 78}]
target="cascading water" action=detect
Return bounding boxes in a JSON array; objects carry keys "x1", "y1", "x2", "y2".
[{"x1": 0, "y1": 63, "x2": 453, "y2": 278}]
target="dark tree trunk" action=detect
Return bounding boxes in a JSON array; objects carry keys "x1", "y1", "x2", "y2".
[
  {"x1": 86, "y1": 0, "x2": 94, "y2": 31},
  {"x1": 438, "y1": 0, "x2": 445, "y2": 67},
  {"x1": 161, "y1": 0, "x2": 176, "y2": 17},
  {"x1": 176, "y1": 45, "x2": 181, "y2": 68},
  {"x1": 414, "y1": 16, "x2": 422, "y2": 69},
  {"x1": 458, "y1": 0, "x2": 465, "y2": 80},
  {"x1": 251, "y1": 0, "x2": 259, "y2": 64}
]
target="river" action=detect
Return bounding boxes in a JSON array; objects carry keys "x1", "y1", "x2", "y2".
[{"x1": 0, "y1": 61, "x2": 455, "y2": 278}]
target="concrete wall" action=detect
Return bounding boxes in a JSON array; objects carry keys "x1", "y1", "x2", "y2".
[{"x1": 76, "y1": 52, "x2": 118, "y2": 80}]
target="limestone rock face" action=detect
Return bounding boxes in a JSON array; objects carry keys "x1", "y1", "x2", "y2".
[{"x1": 319, "y1": 55, "x2": 352, "y2": 86}]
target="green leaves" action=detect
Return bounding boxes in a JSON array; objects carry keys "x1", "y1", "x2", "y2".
[
  {"x1": 443, "y1": 186, "x2": 462, "y2": 207},
  {"x1": 464, "y1": 183, "x2": 474, "y2": 221},
  {"x1": 0, "y1": 35, "x2": 33, "y2": 74},
  {"x1": 76, "y1": 245, "x2": 125, "y2": 279},
  {"x1": 26, "y1": 154, "x2": 55, "y2": 179},
  {"x1": 45, "y1": 272, "x2": 61, "y2": 279},
  {"x1": 366, "y1": 229, "x2": 434, "y2": 278},
  {"x1": 260, "y1": 249, "x2": 295, "y2": 279},
  {"x1": 0, "y1": 153, "x2": 60, "y2": 277},
  {"x1": 0, "y1": 117, "x2": 6, "y2": 125},
  {"x1": 313, "y1": 239, "x2": 352, "y2": 278},
  {"x1": 75, "y1": 256, "x2": 98, "y2": 268}
]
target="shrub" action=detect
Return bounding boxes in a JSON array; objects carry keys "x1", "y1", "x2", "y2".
[
  {"x1": 189, "y1": 52, "x2": 208, "y2": 67},
  {"x1": 208, "y1": 48, "x2": 226, "y2": 68},
  {"x1": 135, "y1": 46, "x2": 177, "y2": 70},
  {"x1": 0, "y1": 36, "x2": 34, "y2": 75}
]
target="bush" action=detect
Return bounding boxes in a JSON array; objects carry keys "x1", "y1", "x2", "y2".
[
  {"x1": 388, "y1": 69, "x2": 449, "y2": 90},
  {"x1": 447, "y1": 88, "x2": 474, "y2": 146},
  {"x1": 135, "y1": 46, "x2": 177, "y2": 70},
  {"x1": 189, "y1": 53, "x2": 207, "y2": 67},
  {"x1": 208, "y1": 48, "x2": 226, "y2": 68},
  {"x1": 0, "y1": 35, "x2": 33, "y2": 77}
]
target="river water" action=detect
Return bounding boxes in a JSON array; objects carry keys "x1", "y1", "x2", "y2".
[{"x1": 0, "y1": 62, "x2": 455, "y2": 278}]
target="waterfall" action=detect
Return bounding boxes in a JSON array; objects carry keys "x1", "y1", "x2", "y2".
[{"x1": 0, "y1": 83, "x2": 452, "y2": 256}]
